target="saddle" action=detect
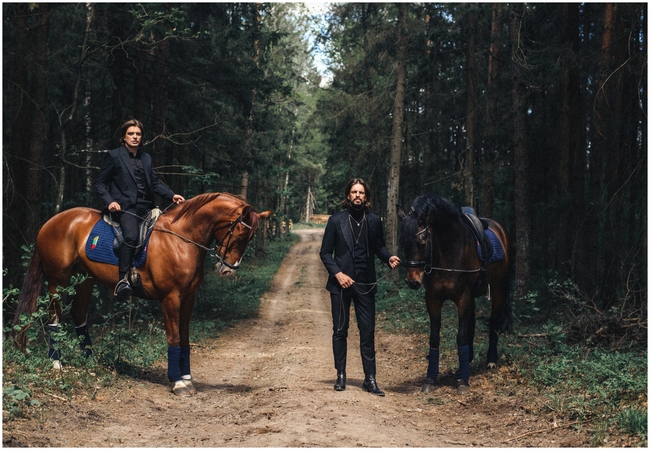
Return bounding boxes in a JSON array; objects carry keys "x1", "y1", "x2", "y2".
[
  {"x1": 460, "y1": 207, "x2": 492, "y2": 270},
  {"x1": 104, "y1": 208, "x2": 161, "y2": 255}
]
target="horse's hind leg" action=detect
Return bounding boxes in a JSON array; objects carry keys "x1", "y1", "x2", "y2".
[
  {"x1": 487, "y1": 282, "x2": 507, "y2": 368},
  {"x1": 422, "y1": 297, "x2": 442, "y2": 393},
  {"x1": 71, "y1": 276, "x2": 95, "y2": 357},
  {"x1": 46, "y1": 281, "x2": 64, "y2": 370},
  {"x1": 455, "y1": 293, "x2": 475, "y2": 394}
]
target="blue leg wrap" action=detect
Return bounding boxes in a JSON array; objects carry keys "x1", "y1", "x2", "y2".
[
  {"x1": 180, "y1": 345, "x2": 191, "y2": 377},
  {"x1": 167, "y1": 346, "x2": 182, "y2": 382},
  {"x1": 458, "y1": 344, "x2": 470, "y2": 381},
  {"x1": 48, "y1": 324, "x2": 61, "y2": 361},
  {"x1": 426, "y1": 348, "x2": 439, "y2": 380},
  {"x1": 75, "y1": 325, "x2": 93, "y2": 357}
]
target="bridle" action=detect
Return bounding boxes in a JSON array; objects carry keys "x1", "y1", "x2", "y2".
[
  {"x1": 211, "y1": 209, "x2": 254, "y2": 270},
  {"x1": 155, "y1": 207, "x2": 254, "y2": 271},
  {"x1": 402, "y1": 211, "x2": 481, "y2": 274}
]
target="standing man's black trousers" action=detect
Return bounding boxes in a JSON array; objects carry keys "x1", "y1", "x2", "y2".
[{"x1": 330, "y1": 277, "x2": 377, "y2": 376}]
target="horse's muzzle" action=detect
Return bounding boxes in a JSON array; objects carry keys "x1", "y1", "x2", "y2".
[
  {"x1": 405, "y1": 279, "x2": 422, "y2": 290},
  {"x1": 216, "y1": 262, "x2": 238, "y2": 276},
  {"x1": 404, "y1": 267, "x2": 423, "y2": 290}
]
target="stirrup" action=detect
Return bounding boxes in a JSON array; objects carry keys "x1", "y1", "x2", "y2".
[{"x1": 114, "y1": 278, "x2": 132, "y2": 298}]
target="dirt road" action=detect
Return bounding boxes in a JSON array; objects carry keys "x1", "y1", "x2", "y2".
[{"x1": 3, "y1": 228, "x2": 587, "y2": 447}]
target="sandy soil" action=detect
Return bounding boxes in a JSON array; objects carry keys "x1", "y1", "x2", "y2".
[{"x1": 3, "y1": 228, "x2": 591, "y2": 447}]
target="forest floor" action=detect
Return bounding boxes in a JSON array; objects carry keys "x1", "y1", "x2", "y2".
[{"x1": 3, "y1": 228, "x2": 597, "y2": 447}]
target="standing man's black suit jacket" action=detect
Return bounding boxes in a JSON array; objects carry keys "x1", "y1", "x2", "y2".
[
  {"x1": 95, "y1": 145, "x2": 175, "y2": 211},
  {"x1": 319, "y1": 210, "x2": 393, "y2": 294}
]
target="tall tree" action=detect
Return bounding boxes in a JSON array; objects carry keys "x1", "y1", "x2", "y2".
[
  {"x1": 386, "y1": 3, "x2": 408, "y2": 256},
  {"x1": 555, "y1": 3, "x2": 583, "y2": 282},
  {"x1": 463, "y1": 7, "x2": 477, "y2": 207},
  {"x1": 510, "y1": 3, "x2": 532, "y2": 300},
  {"x1": 480, "y1": 3, "x2": 503, "y2": 217},
  {"x1": 575, "y1": 3, "x2": 615, "y2": 296}
]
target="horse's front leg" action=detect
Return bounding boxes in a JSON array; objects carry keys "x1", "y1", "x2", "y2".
[
  {"x1": 455, "y1": 293, "x2": 475, "y2": 394},
  {"x1": 162, "y1": 292, "x2": 195, "y2": 397},
  {"x1": 422, "y1": 296, "x2": 443, "y2": 393},
  {"x1": 179, "y1": 294, "x2": 197, "y2": 395}
]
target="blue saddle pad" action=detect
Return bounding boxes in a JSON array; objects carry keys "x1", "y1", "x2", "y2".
[
  {"x1": 85, "y1": 219, "x2": 149, "y2": 267},
  {"x1": 477, "y1": 228, "x2": 505, "y2": 263}
]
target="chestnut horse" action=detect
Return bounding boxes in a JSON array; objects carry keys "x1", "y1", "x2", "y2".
[
  {"x1": 13, "y1": 193, "x2": 271, "y2": 397},
  {"x1": 398, "y1": 194, "x2": 512, "y2": 394}
]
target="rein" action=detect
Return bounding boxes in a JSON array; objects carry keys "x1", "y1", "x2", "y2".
[
  {"x1": 404, "y1": 220, "x2": 481, "y2": 274},
  {"x1": 123, "y1": 205, "x2": 253, "y2": 270}
]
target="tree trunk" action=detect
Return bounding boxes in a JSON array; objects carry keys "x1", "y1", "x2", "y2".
[
  {"x1": 480, "y1": 3, "x2": 503, "y2": 217},
  {"x1": 386, "y1": 2, "x2": 408, "y2": 257},
  {"x1": 151, "y1": 22, "x2": 171, "y2": 171},
  {"x1": 4, "y1": 3, "x2": 31, "y2": 286},
  {"x1": 575, "y1": 3, "x2": 614, "y2": 297},
  {"x1": 510, "y1": 3, "x2": 532, "y2": 300},
  {"x1": 305, "y1": 183, "x2": 313, "y2": 223},
  {"x1": 463, "y1": 8, "x2": 477, "y2": 207},
  {"x1": 555, "y1": 3, "x2": 582, "y2": 281},
  {"x1": 25, "y1": 3, "x2": 50, "y2": 239},
  {"x1": 240, "y1": 171, "x2": 249, "y2": 200}
]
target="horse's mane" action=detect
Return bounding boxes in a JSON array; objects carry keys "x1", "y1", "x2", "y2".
[
  {"x1": 411, "y1": 194, "x2": 463, "y2": 222},
  {"x1": 169, "y1": 192, "x2": 247, "y2": 224}
]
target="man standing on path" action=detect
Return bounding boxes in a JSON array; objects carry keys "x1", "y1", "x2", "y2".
[
  {"x1": 95, "y1": 119, "x2": 185, "y2": 299},
  {"x1": 319, "y1": 178, "x2": 401, "y2": 396}
]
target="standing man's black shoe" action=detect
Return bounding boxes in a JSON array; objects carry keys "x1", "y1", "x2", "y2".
[
  {"x1": 362, "y1": 375, "x2": 385, "y2": 396},
  {"x1": 334, "y1": 372, "x2": 346, "y2": 391},
  {"x1": 114, "y1": 279, "x2": 132, "y2": 299}
]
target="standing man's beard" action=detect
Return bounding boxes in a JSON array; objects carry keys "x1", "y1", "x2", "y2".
[{"x1": 350, "y1": 201, "x2": 364, "y2": 211}]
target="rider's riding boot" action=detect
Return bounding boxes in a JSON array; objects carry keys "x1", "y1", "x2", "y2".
[
  {"x1": 114, "y1": 274, "x2": 132, "y2": 299},
  {"x1": 334, "y1": 372, "x2": 346, "y2": 391},
  {"x1": 362, "y1": 374, "x2": 385, "y2": 396}
]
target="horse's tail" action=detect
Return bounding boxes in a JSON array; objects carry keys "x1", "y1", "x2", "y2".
[
  {"x1": 499, "y1": 259, "x2": 514, "y2": 334},
  {"x1": 13, "y1": 249, "x2": 45, "y2": 351}
]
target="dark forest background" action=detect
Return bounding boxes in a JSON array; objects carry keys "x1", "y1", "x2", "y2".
[{"x1": 3, "y1": 3, "x2": 646, "y2": 319}]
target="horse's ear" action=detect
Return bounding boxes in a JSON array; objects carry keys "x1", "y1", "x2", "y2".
[
  {"x1": 257, "y1": 210, "x2": 272, "y2": 220},
  {"x1": 397, "y1": 205, "x2": 406, "y2": 221}
]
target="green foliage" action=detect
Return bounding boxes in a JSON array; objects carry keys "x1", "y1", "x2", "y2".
[{"x1": 3, "y1": 385, "x2": 40, "y2": 419}]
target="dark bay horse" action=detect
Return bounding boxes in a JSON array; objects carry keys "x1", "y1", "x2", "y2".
[
  {"x1": 398, "y1": 194, "x2": 512, "y2": 394},
  {"x1": 13, "y1": 193, "x2": 271, "y2": 397}
]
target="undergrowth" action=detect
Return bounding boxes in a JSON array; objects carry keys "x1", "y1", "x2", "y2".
[
  {"x1": 375, "y1": 266, "x2": 647, "y2": 446},
  {"x1": 2, "y1": 233, "x2": 296, "y2": 420}
]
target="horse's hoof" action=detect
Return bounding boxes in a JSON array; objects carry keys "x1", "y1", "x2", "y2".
[
  {"x1": 456, "y1": 379, "x2": 470, "y2": 394},
  {"x1": 421, "y1": 377, "x2": 438, "y2": 393},
  {"x1": 487, "y1": 362, "x2": 497, "y2": 370},
  {"x1": 182, "y1": 379, "x2": 197, "y2": 395},
  {"x1": 172, "y1": 381, "x2": 192, "y2": 398},
  {"x1": 52, "y1": 360, "x2": 63, "y2": 371}
]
